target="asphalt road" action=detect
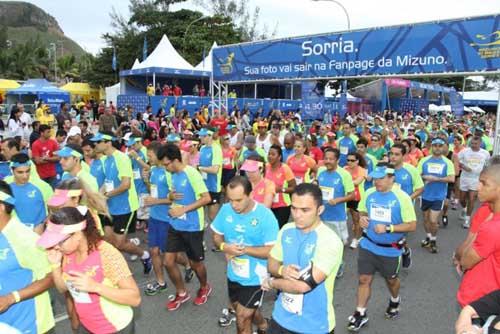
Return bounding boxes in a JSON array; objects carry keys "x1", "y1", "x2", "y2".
[{"x1": 53, "y1": 203, "x2": 467, "y2": 334}]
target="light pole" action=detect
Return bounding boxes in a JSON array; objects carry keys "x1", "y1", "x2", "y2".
[
  {"x1": 183, "y1": 15, "x2": 208, "y2": 54},
  {"x1": 311, "y1": 0, "x2": 351, "y2": 31},
  {"x1": 50, "y1": 42, "x2": 57, "y2": 82}
]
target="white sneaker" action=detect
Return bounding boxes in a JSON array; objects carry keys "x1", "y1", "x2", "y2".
[
  {"x1": 350, "y1": 238, "x2": 359, "y2": 249},
  {"x1": 129, "y1": 238, "x2": 141, "y2": 261},
  {"x1": 462, "y1": 220, "x2": 470, "y2": 229}
]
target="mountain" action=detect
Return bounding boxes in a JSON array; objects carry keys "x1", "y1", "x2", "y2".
[{"x1": 0, "y1": 1, "x2": 87, "y2": 57}]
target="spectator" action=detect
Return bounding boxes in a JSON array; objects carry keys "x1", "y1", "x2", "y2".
[
  {"x1": 31, "y1": 124, "x2": 59, "y2": 186},
  {"x1": 99, "y1": 108, "x2": 118, "y2": 133},
  {"x1": 56, "y1": 102, "x2": 71, "y2": 129},
  {"x1": 173, "y1": 84, "x2": 182, "y2": 96}
]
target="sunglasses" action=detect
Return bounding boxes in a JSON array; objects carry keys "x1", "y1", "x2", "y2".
[{"x1": 347, "y1": 159, "x2": 357, "y2": 162}]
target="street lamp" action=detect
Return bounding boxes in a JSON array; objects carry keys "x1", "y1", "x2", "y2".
[
  {"x1": 183, "y1": 15, "x2": 208, "y2": 54},
  {"x1": 50, "y1": 42, "x2": 57, "y2": 82},
  {"x1": 311, "y1": 0, "x2": 351, "y2": 31}
]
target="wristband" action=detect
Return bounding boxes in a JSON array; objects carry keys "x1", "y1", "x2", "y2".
[
  {"x1": 390, "y1": 225, "x2": 395, "y2": 233},
  {"x1": 219, "y1": 242, "x2": 226, "y2": 251},
  {"x1": 12, "y1": 290, "x2": 20, "y2": 303},
  {"x1": 278, "y1": 265, "x2": 284, "y2": 276},
  {"x1": 51, "y1": 263, "x2": 61, "y2": 270}
]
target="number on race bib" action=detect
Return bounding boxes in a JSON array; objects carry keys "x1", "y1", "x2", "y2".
[{"x1": 231, "y1": 257, "x2": 250, "y2": 278}]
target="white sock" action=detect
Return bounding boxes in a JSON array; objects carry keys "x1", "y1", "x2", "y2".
[
  {"x1": 426, "y1": 233, "x2": 432, "y2": 239},
  {"x1": 390, "y1": 295, "x2": 401, "y2": 303},
  {"x1": 430, "y1": 236, "x2": 437, "y2": 241},
  {"x1": 141, "y1": 251, "x2": 150, "y2": 260},
  {"x1": 465, "y1": 216, "x2": 471, "y2": 221},
  {"x1": 356, "y1": 307, "x2": 366, "y2": 315}
]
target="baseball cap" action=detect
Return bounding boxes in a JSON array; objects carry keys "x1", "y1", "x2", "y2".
[
  {"x1": 240, "y1": 160, "x2": 263, "y2": 172},
  {"x1": 67, "y1": 126, "x2": 81, "y2": 137},
  {"x1": 431, "y1": 138, "x2": 446, "y2": 145},
  {"x1": 37, "y1": 216, "x2": 87, "y2": 249},
  {"x1": 198, "y1": 128, "x2": 214, "y2": 137},
  {"x1": 90, "y1": 132, "x2": 115, "y2": 142},
  {"x1": 0, "y1": 190, "x2": 15, "y2": 206},
  {"x1": 55, "y1": 146, "x2": 83, "y2": 158},
  {"x1": 368, "y1": 166, "x2": 395, "y2": 179},
  {"x1": 167, "y1": 134, "x2": 181, "y2": 142},
  {"x1": 126, "y1": 137, "x2": 142, "y2": 147},
  {"x1": 47, "y1": 189, "x2": 83, "y2": 207}
]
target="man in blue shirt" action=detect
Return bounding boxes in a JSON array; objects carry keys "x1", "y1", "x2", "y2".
[
  {"x1": 261, "y1": 183, "x2": 343, "y2": 334},
  {"x1": 336, "y1": 123, "x2": 359, "y2": 167},
  {"x1": 417, "y1": 137, "x2": 455, "y2": 254},
  {"x1": 282, "y1": 133, "x2": 295, "y2": 163},
  {"x1": 347, "y1": 163, "x2": 416, "y2": 332},
  {"x1": 212, "y1": 176, "x2": 279, "y2": 334}
]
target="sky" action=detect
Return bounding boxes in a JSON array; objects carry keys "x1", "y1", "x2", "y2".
[{"x1": 20, "y1": 0, "x2": 500, "y2": 55}]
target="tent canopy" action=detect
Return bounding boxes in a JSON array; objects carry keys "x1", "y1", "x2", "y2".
[
  {"x1": 131, "y1": 58, "x2": 140, "y2": 70},
  {"x1": 462, "y1": 90, "x2": 499, "y2": 106},
  {"x1": 0, "y1": 79, "x2": 20, "y2": 93},
  {"x1": 7, "y1": 78, "x2": 70, "y2": 113},
  {"x1": 120, "y1": 34, "x2": 210, "y2": 78},
  {"x1": 60, "y1": 82, "x2": 92, "y2": 96}
]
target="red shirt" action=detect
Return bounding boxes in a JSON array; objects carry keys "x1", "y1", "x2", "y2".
[
  {"x1": 173, "y1": 87, "x2": 182, "y2": 96},
  {"x1": 457, "y1": 213, "x2": 500, "y2": 306},
  {"x1": 210, "y1": 118, "x2": 229, "y2": 136},
  {"x1": 308, "y1": 146, "x2": 324, "y2": 163},
  {"x1": 31, "y1": 138, "x2": 58, "y2": 178},
  {"x1": 471, "y1": 203, "x2": 493, "y2": 233}
]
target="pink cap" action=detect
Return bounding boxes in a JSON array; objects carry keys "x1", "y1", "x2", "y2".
[
  {"x1": 240, "y1": 160, "x2": 262, "y2": 172},
  {"x1": 37, "y1": 220, "x2": 87, "y2": 249},
  {"x1": 47, "y1": 189, "x2": 83, "y2": 207}
]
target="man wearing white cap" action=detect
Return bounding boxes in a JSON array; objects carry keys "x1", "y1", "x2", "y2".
[{"x1": 66, "y1": 126, "x2": 82, "y2": 146}]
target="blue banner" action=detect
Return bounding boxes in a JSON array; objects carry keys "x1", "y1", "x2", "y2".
[
  {"x1": 117, "y1": 95, "x2": 150, "y2": 117},
  {"x1": 213, "y1": 15, "x2": 500, "y2": 82},
  {"x1": 450, "y1": 91, "x2": 464, "y2": 117},
  {"x1": 301, "y1": 81, "x2": 325, "y2": 120}
]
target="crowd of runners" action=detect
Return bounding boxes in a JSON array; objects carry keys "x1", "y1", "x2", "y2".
[{"x1": 0, "y1": 100, "x2": 499, "y2": 334}]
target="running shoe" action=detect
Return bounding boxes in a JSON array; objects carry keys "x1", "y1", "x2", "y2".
[
  {"x1": 218, "y1": 308, "x2": 236, "y2": 327},
  {"x1": 142, "y1": 255, "x2": 153, "y2": 275},
  {"x1": 347, "y1": 311, "x2": 369, "y2": 332},
  {"x1": 402, "y1": 247, "x2": 412, "y2": 269},
  {"x1": 166, "y1": 292, "x2": 191, "y2": 311},
  {"x1": 442, "y1": 215, "x2": 448, "y2": 227},
  {"x1": 129, "y1": 238, "x2": 140, "y2": 261},
  {"x1": 420, "y1": 238, "x2": 431, "y2": 248},
  {"x1": 349, "y1": 238, "x2": 359, "y2": 249},
  {"x1": 385, "y1": 299, "x2": 400, "y2": 319},
  {"x1": 145, "y1": 282, "x2": 167, "y2": 296},
  {"x1": 451, "y1": 200, "x2": 458, "y2": 210},
  {"x1": 184, "y1": 267, "x2": 194, "y2": 283},
  {"x1": 194, "y1": 284, "x2": 212, "y2": 305},
  {"x1": 462, "y1": 220, "x2": 470, "y2": 229},
  {"x1": 336, "y1": 263, "x2": 344, "y2": 278},
  {"x1": 429, "y1": 240, "x2": 438, "y2": 254}
]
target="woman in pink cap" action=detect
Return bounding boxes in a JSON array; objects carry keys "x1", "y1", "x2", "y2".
[
  {"x1": 240, "y1": 156, "x2": 275, "y2": 208},
  {"x1": 38, "y1": 206, "x2": 140, "y2": 334}
]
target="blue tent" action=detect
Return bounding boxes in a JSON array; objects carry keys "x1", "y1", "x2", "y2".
[{"x1": 6, "y1": 78, "x2": 70, "y2": 113}]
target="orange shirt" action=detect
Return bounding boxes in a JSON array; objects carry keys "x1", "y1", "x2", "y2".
[
  {"x1": 265, "y1": 163, "x2": 295, "y2": 208},
  {"x1": 251, "y1": 179, "x2": 276, "y2": 206},
  {"x1": 286, "y1": 154, "x2": 316, "y2": 184}
]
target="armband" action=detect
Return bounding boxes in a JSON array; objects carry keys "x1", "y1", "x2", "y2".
[
  {"x1": 298, "y1": 262, "x2": 318, "y2": 290},
  {"x1": 219, "y1": 242, "x2": 226, "y2": 251},
  {"x1": 278, "y1": 265, "x2": 283, "y2": 276},
  {"x1": 12, "y1": 291, "x2": 21, "y2": 303}
]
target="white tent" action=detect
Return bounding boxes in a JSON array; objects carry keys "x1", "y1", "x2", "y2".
[
  {"x1": 462, "y1": 90, "x2": 499, "y2": 102},
  {"x1": 105, "y1": 83, "x2": 120, "y2": 106},
  {"x1": 131, "y1": 58, "x2": 140, "y2": 69},
  {"x1": 194, "y1": 42, "x2": 217, "y2": 72},
  {"x1": 135, "y1": 34, "x2": 194, "y2": 71}
]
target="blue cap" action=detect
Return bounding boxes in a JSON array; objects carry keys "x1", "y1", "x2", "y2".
[
  {"x1": 167, "y1": 134, "x2": 181, "y2": 142},
  {"x1": 197, "y1": 128, "x2": 214, "y2": 137},
  {"x1": 368, "y1": 166, "x2": 395, "y2": 179},
  {"x1": 125, "y1": 137, "x2": 142, "y2": 147},
  {"x1": 474, "y1": 127, "x2": 485, "y2": 133},
  {"x1": 55, "y1": 146, "x2": 83, "y2": 158},
  {"x1": 431, "y1": 138, "x2": 446, "y2": 145},
  {"x1": 90, "y1": 132, "x2": 115, "y2": 142},
  {"x1": 227, "y1": 124, "x2": 235, "y2": 130}
]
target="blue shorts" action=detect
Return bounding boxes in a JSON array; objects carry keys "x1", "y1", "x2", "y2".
[
  {"x1": 148, "y1": 217, "x2": 170, "y2": 252},
  {"x1": 421, "y1": 199, "x2": 444, "y2": 212}
]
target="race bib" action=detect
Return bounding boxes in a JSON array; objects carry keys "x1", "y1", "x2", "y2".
[
  {"x1": 223, "y1": 157, "x2": 230, "y2": 165},
  {"x1": 320, "y1": 186, "x2": 334, "y2": 201},
  {"x1": 427, "y1": 163, "x2": 444, "y2": 174},
  {"x1": 230, "y1": 257, "x2": 250, "y2": 278},
  {"x1": 273, "y1": 192, "x2": 280, "y2": 203},
  {"x1": 295, "y1": 176, "x2": 303, "y2": 185},
  {"x1": 201, "y1": 171, "x2": 208, "y2": 180},
  {"x1": 133, "y1": 169, "x2": 141, "y2": 180},
  {"x1": 104, "y1": 180, "x2": 114, "y2": 193},
  {"x1": 281, "y1": 292, "x2": 304, "y2": 315},
  {"x1": 370, "y1": 204, "x2": 391, "y2": 223},
  {"x1": 66, "y1": 281, "x2": 92, "y2": 304},
  {"x1": 340, "y1": 146, "x2": 348, "y2": 155},
  {"x1": 150, "y1": 185, "x2": 158, "y2": 198}
]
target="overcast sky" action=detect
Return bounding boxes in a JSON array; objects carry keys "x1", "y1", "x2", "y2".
[{"x1": 20, "y1": 0, "x2": 500, "y2": 55}]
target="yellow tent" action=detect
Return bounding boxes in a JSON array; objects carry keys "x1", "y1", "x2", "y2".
[
  {"x1": 0, "y1": 79, "x2": 20, "y2": 96},
  {"x1": 60, "y1": 82, "x2": 101, "y2": 101}
]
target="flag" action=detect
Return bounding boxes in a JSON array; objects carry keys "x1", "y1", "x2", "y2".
[
  {"x1": 202, "y1": 47, "x2": 206, "y2": 69},
  {"x1": 112, "y1": 47, "x2": 117, "y2": 71},
  {"x1": 143, "y1": 36, "x2": 148, "y2": 61}
]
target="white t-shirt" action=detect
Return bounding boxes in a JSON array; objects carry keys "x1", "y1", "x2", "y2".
[
  {"x1": 7, "y1": 119, "x2": 23, "y2": 138},
  {"x1": 458, "y1": 147, "x2": 490, "y2": 179},
  {"x1": 256, "y1": 134, "x2": 272, "y2": 153}
]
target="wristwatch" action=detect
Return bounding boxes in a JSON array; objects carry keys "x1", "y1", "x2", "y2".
[{"x1": 385, "y1": 225, "x2": 392, "y2": 233}]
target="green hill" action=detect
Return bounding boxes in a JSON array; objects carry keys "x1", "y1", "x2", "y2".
[{"x1": 0, "y1": 1, "x2": 87, "y2": 57}]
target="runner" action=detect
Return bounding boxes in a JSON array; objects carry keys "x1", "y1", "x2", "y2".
[
  {"x1": 31, "y1": 124, "x2": 59, "y2": 186},
  {"x1": 241, "y1": 158, "x2": 275, "y2": 209},
  {"x1": 281, "y1": 133, "x2": 295, "y2": 163},
  {"x1": 389, "y1": 143, "x2": 424, "y2": 268},
  {"x1": 39, "y1": 206, "x2": 140, "y2": 334},
  {"x1": 347, "y1": 163, "x2": 416, "y2": 332},
  {"x1": 198, "y1": 128, "x2": 223, "y2": 221},
  {"x1": 7, "y1": 153, "x2": 52, "y2": 234},
  {"x1": 344, "y1": 152, "x2": 367, "y2": 250},
  {"x1": 261, "y1": 183, "x2": 343, "y2": 334},
  {"x1": 90, "y1": 131, "x2": 152, "y2": 274},
  {"x1": 418, "y1": 137, "x2": 455, "y2": 253},
  {"x1": 157, "y1": 143, "x2": 213, "y2": 311},
  {"x1": 221, "y1": 133, "x2": 237, "y2": 191},
  {"x1": 83, "y1": 139, "x2": 106, "y2": 190},
  {"x1": 58, "y1": 144, "x2": 99, "y2": 192},
  {"x1": 457, "y1": 136, "x2": 490, "y2": 228},
  {"x1": 367, "y1": 133, "x2": 387, "y2": 161},
  {"x1": 337, "y1": 123, "x2": 359, "y2": 167},
  {"x1": 266, "y1": 145, "x2": 297, "y2": 228},
  {"x1": 317, "y1": 148, "x2": 355, "y2": 278},
  {"x1": 356, "y1": 137, "x2": 377, "y2": 192},
  {"x1": 211, "y1": 176, "x2": 279, "y2": 334},
  {"x1": 286, "y1": 138, "x2": 316, "y2": 185},
  {"x1": 0, "y1": 180, "x2": 55, "y2": 334}
]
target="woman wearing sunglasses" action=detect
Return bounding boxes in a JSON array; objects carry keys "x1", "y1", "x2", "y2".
[
  {"x1": 38, "y1": 206, "x2": 140, "y2": 334},
  {"x1": 344, "y1": 152, "x2": 367, "y2": 249}
]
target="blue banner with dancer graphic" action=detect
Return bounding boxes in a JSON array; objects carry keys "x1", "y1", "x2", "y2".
[{"x1": 213, "y1": 15, "x2": 500, "y2": 82}]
